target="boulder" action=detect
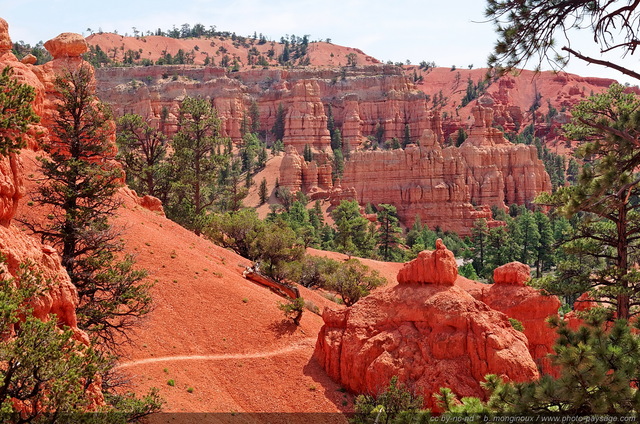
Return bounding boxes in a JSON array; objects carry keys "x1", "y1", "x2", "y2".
[
  {"x1": 314, "y1": 284, "x2": 539, "y2": 409},
  {"x1": 43, "y1": 33, "x2": 88, "y2": 59},
  {"x1": 482, "y1": 262, "x2": 561, "y2": 375},
  {"x1": 493, "y1": 261, "x2": 531, "y2": 286}
]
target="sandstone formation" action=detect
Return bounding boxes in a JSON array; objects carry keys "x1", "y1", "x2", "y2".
[
  {"x1": 315, "y1": 242, "x2": 539, "y2": 409},
  {"x1": 492, "y1": 261, "x2": 531, "y2": 286},
  {"x1": 482, "y1": 262, "x2": 561, "y2": 375},
  {"x1": 0, "y1": 21, "x2": 104, "y2": 406},
  {"x1": 92, "y1": 62, "x2": 553, "y2": 235},
  {"x1": 44, "y1": 32, "x2": 88, "y2": 59},
  {"x1": 397, "y1": 239, "x2": 458, "y2": 285}
]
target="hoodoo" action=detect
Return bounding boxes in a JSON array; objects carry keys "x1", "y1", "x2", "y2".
[{"x1": 314, "y1": 240, "x2": 539, "y2": 408}]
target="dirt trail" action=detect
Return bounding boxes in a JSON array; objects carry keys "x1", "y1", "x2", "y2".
[{"x1": 116, "y1": 337, "x2": 316, "y2": 369}]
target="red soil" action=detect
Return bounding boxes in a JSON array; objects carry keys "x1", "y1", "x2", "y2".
[
  {"x1": 87, "y1": 33, "x2": 380, "y2": 70},
  {"x1": 15, "y1": 149, "x2": 406, "y2": 417}
]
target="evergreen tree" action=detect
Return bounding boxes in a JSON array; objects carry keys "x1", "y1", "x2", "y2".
[
  {"x1": 116, "y1": 113, "x2": 168, "y2": 198},
  {"x1": 303, "y1": 143, "x2": 313, "y2": 162},
  {"x1": 514, "y1": 211, "x2": 540, "y2": 265},
  {"x1": 485, "y1": 226, "x2": 515, "y2": 276},
  {"x1": 206, "y1": 209, "x2": 265, "y2": 260},
  {"x1": 374, "y1": 122, "x2": 385, "y2": 146},
  {"x1": 168, "y1": 96, "x2": 229, "y2": 234},
  {"x1": 353, "y1": 376, "x2": 425, "y2": 424},
  {"x1": 537, "y1": 84, "x2": 640, "y2": 320},
  {"x1": 218, "y1": 158, "x2": 247, "y2": 212},
  {"x1": 331, "y1": 200, "x2": 375, "y2": 257},
  {"x1": 0, "y1": 263, "x2": 108, "y2": 419},
  {"x1": 254, "y1": 218, "x2": 304, "y2": 281},
  {"x1": 0, "y1": 66, "x2": 39, "y2": 155},
  {"x1": 326, "y1": 259, "x2": 386, "y2": 306},
  {"x1": 326, "y1": 104, "x2": 335, "y2": 140},
  {"x1": 405, "y1": 215, "x2": 423, "y2": 248},
  {"x1": 249, "y1": 100, "x2": 260, "y2": 133},
  {"x1": 534, "y1": 211, "x2": 555, "y2": 278},
  {"x1": 271, "y1": 103, "x2": 286, "y2": 142},
  {"x1": 332, "y1": 148, "x2": 344, "y2": 182},
  {"x1": 256, "y1": 145, "x2": 268, "y2": 168},
  {"x1": 403, "y1": 124, "x2": 411, "y2": 148},
  {"x1": 331, "y1": 128, "x2": 343, "y2": 151},
  {"x1": 258, "y1": 177, "x2": 268, "y2": 205},
  {"x1": 470, "y1": 219, "x2": 490, "y2": 276},
  {"x1": 24, "y1": 66, "x2": 152, "y2": 349},
  {"x1": 376, "y1": 204, "x2": 402, "y2": 261}
]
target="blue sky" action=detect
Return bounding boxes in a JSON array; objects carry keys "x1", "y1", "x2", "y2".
[{"x1": 1, "y1": 0, "x2": 637, "y2": 83}]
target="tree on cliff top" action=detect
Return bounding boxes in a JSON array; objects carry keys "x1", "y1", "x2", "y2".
[
  {"x1": 486, "y1": 0, "x2": 640, "y2": 81},
  {"x1": 0, "y1": 66, "x2": 39, "y2": 155}
]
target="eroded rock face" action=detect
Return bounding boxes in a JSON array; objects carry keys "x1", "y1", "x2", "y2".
[
  {"x1": 478, "y1": 262, "x2": 561, "y2": 375},
  {"x1": 315, "y1": 243, "x2": 539, "y2": 409},
  {"x1": 43, "y1": 32, "x2": 88, "y2": 59},
  {"x1": 0, "y1": 154, "x2": 24, "y2": 226},
  {"x1": 0, "y1": 22, "x2": 103, "y2": 406},
  {"x1": 493, "y1": 261, "x2": 531, "y2": 286},
  {"x1": 0, "y1": 18, "x2": 11, "y2": 54},
  {"x1": 397, "y1": 239, "x2": 458, "y2": 285}
]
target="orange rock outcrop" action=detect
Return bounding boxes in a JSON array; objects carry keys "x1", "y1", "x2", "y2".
[
  {"x1": 314, "y1": 241, "x2": 540, "y2": 409},
  {"x1": 397, "y1": 239, "x2": 458, "y2": 285},
  {"x1": 482, "y1": 262, "x2": 561, "y2": 375}
]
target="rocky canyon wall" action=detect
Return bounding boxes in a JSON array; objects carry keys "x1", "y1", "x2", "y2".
[
  {"x1": 94, "y1": 64, "x2": 437, "y2": 149},
  {"x1": 93, "y1": 60, "x2": 551, "y2": 235}
]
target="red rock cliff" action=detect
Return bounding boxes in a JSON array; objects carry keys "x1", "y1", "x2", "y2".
[{"x1": 0, "y1": 19, "x2": 104, "y2": 405}]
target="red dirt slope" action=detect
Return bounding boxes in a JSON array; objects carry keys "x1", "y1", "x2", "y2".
[{"x1": 15, "y1": 149, "x2": 355, "y2": 418}]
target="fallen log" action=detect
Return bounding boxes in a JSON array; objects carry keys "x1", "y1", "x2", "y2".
[{"x1": 243, "y1": 268, "x2": 300, "y2": 299}]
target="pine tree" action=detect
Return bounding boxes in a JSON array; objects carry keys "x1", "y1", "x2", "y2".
[
  {"x1": 514, "y1": 211, "x2": 540, "y2": 265},
  {"x1": 249, "y1": 100, "x2": 260, "y2": 133},
  {"x1": 258, "y1": 177, "x2": 268, "y2": 205},
  {"x1": 376, "y1": 204, "x2": 402, "y2": 261},
  {"x1": 303, "y1": 143, "x2": 313, "y2": 162},
  {"x1": 116, "y1": 113, "x2": 168, "y2": 198},
  {"x1": 271, "y1": 103, "x2": 286, "y2": 142},
  {"x1": 537, "y1": 84, "x2": 640, "y2": 320},
  {"x1": 332, "y1": 148, "x2": 344, "y2": 182},
  {"x1": 403, "y1": 124, "x2": 411, "y2": 148},
  {"x1": 326, "y1": 259, "x2": 386, "y2": 306},
  {"x1": 24, "y1": 66, "x2": 152, "y2": 349},
  {"x1": 0, "y1": 262, "x2": 109, "y2": 419},
  {"x1": 534, "y1": 211, "x2": 555, "y2": 278},
  {"x1": 168, "y1": 96, "x2": 229, "y2": 234},
  {"x1": 332, "y1": 200, "x2": 375, "y2": 257},
  {"x1": 0, "y1": 66, "x2": 39, "y2": 155},
  {"x1": 470, "y1": 218, "x2": 489, "y2": 276}
]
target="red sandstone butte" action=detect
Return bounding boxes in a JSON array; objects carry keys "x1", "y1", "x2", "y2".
[{"x1": 314, "y1": 242, "x2": 539, "y2": 409}]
